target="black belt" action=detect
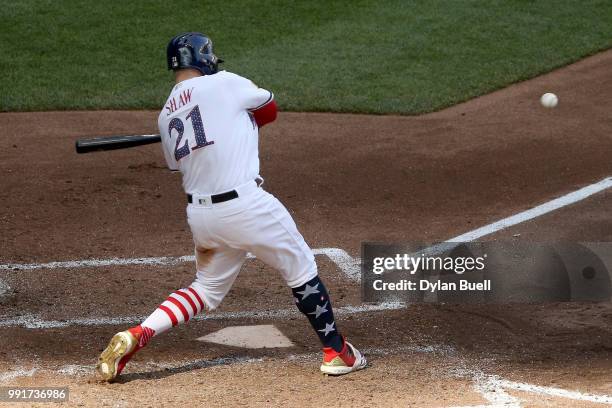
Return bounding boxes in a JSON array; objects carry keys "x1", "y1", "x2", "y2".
[
  {"x1": 187, "y1": 189, "x2": 239, "y2": 204},
  {"x1": 187, "y1": 179, "x2": 262, "y2": 205}
]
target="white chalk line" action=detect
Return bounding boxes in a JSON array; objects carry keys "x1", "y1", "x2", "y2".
[
  {"x1": 451, "y1": 368, "x2": 612, "y2": 407},
  {"x1": 0, "y1": 247, "x2": 378, "y2": 329},
  {"x1": 3, "y1": 346, "x2": 611, "y2": 407},
  {"x1": 0, "y1": 368, "x2": 38, "y2": 383},
  {"x1": 1, "y1": 176, "x2": 609, "y2": 281},
  {"x1": 0, "y1": 247, "x2": 359, "y2": 306},
  {"x1": 0, "y1": 357, "x2": 261, "y2": 385},
  {"x1": 497, "y1": 377, "x2": 612, "y2": 405},
  {"x1": 0, "y1": 247, "x2": 361, "y2": 281},
  {"x1": 0, "y1": 302, "x2": 405, "y2": 329},
  {"x1": 0, "y1": 343, "x2": 455, "y2": 384},
  {"x1": 422, "y1": 176, "x2": 612, "y2": 257}
]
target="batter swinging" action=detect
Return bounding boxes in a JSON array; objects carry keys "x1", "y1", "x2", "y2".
[{"x1": 96, "y1": 32, "x2": 366, "y2": 381}]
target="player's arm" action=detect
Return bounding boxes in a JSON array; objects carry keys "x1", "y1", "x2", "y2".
[
  {"x1": 248, "y1": 94, "x2": 277, "y2": 128},
  {"x1": 229, "y1": 74, "x2": 278, "y2": 128}
]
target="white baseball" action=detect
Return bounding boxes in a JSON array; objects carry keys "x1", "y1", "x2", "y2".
[{"x1": 540, "y1": 93, "x2": 558, "y2": 108}]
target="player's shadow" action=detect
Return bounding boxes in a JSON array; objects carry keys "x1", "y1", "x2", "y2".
[{"x1": 115, "y1": 354, "x2": 259, "y2": 383}]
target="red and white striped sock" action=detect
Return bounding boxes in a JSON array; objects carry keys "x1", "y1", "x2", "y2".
[{"x1": 141, "y1": 285, "x2": 206, "y2": 336}]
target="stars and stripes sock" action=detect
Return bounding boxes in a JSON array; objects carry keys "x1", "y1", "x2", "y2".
[
  {"x1": 292, "y1": 275, "x2": 344, "y2": 352},
  {"x1": 140, "y1": 285, "x2": 207, "y2": 337}
]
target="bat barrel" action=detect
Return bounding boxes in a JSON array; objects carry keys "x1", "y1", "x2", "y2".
[{"x1": 75, "y1": 134, "x2": 161, "y2": 153}]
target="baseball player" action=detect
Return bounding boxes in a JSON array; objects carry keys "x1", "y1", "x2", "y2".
[{"x1": 97, "y1": 32, "x2": 366, "y2": 381}]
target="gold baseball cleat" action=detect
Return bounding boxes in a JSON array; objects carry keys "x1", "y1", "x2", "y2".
[{"x1": 96, "y1": 329, "x2": 138, "y2": 382}]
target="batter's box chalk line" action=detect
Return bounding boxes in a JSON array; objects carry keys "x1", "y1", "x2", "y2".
[
  {"x1": 1, "y1": 175, "x2": 610, "y2": 278},
  {"x1": 450, "y1": 368, "x2": 612, "y2": 407},
  {"x1": 2, "y1": 347, "x2": 611, "y2": 407},
  {"x1": 0, "y1": 343, "x2": 454, "y2": 383},
  {"x1": 0, "y1": 247, "x2": 361, "y2": 281},
  {"x1": 0, "y1": 246, "x2": 399, "y2": 329},
  {"x1": 0, "y1": 302, "x2": 406, "y2": 329}
]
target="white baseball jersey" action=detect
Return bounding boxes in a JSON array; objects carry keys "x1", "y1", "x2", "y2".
[{"x1": 158, "y1": 71, "x2": 273, "y2": 194}]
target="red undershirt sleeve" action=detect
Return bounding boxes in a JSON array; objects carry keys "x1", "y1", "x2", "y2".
[{"x1": 249, "y1": 98, "x2": 277, "y2": 128}]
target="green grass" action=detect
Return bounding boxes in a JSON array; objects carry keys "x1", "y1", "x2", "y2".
[{"x1": 1, "y1": 0, "x2": 611, "y2": 114}]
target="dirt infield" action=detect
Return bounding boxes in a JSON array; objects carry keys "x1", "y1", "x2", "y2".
[{"x1": 0, "y1": 50, "x2": 611, "y2": 407}]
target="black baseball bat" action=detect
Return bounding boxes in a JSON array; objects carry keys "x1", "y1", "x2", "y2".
[{"x1": 75, "y1": 134, "x2": 161, "y2": 153}]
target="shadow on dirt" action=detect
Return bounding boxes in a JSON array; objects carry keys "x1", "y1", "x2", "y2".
[{"x1": 117, "y1": 355, "x2": 261, "y2": 383}]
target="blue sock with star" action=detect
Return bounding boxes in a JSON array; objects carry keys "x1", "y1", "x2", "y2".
[{"x1": 292, "y1": 275, "x2": 344, "y2": 352}]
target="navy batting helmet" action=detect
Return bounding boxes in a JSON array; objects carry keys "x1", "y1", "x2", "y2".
[{"x1": 167, "y1": 32, "x2": 223, "y2": 76}]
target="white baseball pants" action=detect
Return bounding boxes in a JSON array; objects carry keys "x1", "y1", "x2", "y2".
[{"x1": 186, "y1": 180, "x2": 318, "y2": 310}]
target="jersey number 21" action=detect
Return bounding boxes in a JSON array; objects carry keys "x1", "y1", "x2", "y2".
[{"x1": 168, "y1": 105, "x2": 213, "y2": 161}]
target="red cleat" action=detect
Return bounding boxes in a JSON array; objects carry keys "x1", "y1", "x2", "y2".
[{"x1": 320, "y1": 339, "x2": 367, "y2": 376}]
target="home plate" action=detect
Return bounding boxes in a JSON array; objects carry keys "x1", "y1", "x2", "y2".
[{"x1": 197, "y1": 325, "x2": 294, "y2": 349}]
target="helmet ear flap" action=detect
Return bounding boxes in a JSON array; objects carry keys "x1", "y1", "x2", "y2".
[
  {"x1": 178, "y1": 47, "x2": 193, "y2": 67},
  {"x1": 199, "y1": 54, "x2": 220, "y2": 75}
]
